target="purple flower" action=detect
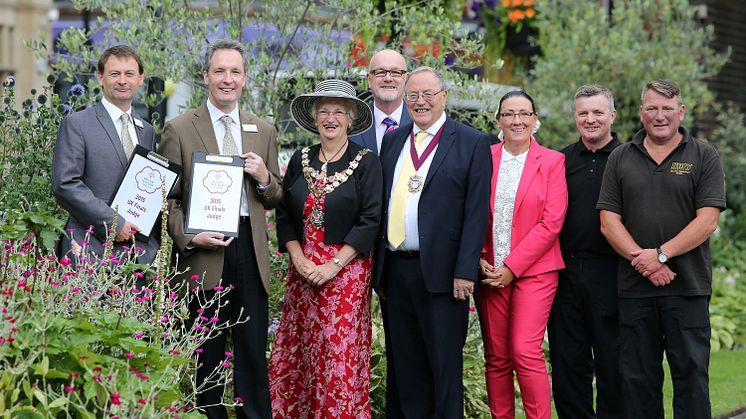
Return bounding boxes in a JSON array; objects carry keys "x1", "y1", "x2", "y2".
[
  {"x1": 485, "y1": 0, "x2": 496, "y2": 9},
  {"x1": 2, "y1": 76, "x2": 15, "y2": 89},
  {"x1": 68, "y1": 84, "x2": 85, "y2": 97},
  {"x1": 470, "y1": 0, "x2": 481, "y2": 13}
]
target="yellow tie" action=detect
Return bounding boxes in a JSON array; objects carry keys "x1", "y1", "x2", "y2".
[{"x1": 388, "y1": 131, "x2": 429, "y2": 248}]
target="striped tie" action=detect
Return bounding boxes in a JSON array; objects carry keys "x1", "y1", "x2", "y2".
[
  {"x1": 120, "y1": 113, "x2": 135, "y2": 158},
  {"x1": 382, "y1": 117, "x2": 398, "y2": 134}
]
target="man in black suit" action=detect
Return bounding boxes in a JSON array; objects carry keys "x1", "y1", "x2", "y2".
[
  {"x1": 349, "y1": 49, "x2": 411, "y2": 154},
  {"x1": 374, "y1": 66, "x2": 492, "y2": 418},
  {"x1": 52, "y1": 45, "x2": 159, "y2": 264}
]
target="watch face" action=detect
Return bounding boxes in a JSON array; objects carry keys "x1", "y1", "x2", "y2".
[{"x1": 658, "y1": 253, "x2": 667, "y2": 263}]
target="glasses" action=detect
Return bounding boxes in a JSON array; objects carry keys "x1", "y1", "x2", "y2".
[
  {"x1": 499, "y1": 111, "x2": 535, "y2": 120},
  {"x1": 406, "y1": 89, "x2": 445, "y2": 102},
  {"x1": 317, "y1": 110, "x2": 348, "y2": 119},
  {"x1": 369, "y1": 69, "x2": 407, "y2": 78}
]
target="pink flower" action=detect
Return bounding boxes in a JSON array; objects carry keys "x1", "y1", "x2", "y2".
[
  {"x1": 59, "y1": 257, "x2": 72, "y2": 267},
  {"x1": 160, "y1": 316, "x2": 168, "y2": 323},
  {"x1": 224, "y1": 351, "x2": 234, "y2": 358},
  {"x1": 210, "y1": 316, "x2": 219, "y2": 323},
  {"x1": 213, "y1": 285, "x2": 224, "y2": 291},
  {"x1": 190, "y1": 275, "x2": 201, "y2": 281},
  {"x1": 221, "y1": 361, "x2": 231, "y2": 368},
  {"x1": 134, "y1": 332, "x2": 144, "y2": 339},
  {"x1": 234, "y1": 397, "x2": 243, "y2": 403},
  {"x1": 195, "y1": 348, "x2": 204, "y2": 353},
  {"x1": 134, "y1": 271, "x2": 144, "y2": 278},
  {"x1": 124, "y1": 352, "x2": 134, "y2": 359},
  {"x1": 92, "y1": 375, "x2": 101, "y2": 381},
  {"x1": 64, "y1": 386, "x2": 75, "y2": 392}
]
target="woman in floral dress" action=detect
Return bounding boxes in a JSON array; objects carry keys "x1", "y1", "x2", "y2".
[{"x1": 269, "y1": 79, "x2": 382, "y2": 418}]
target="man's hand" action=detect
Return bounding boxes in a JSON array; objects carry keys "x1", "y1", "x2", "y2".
[
  {"x1": 190, "y1": 231, "x2": 234, "y2": 249},
  {"x1": 115, "y1": 220, "x2": 140, "y2": 242},
  {"x1": 453, "y1": 278, "x2": 475, "y2": 301},
  {"x1": 630, "y1": 248, "x2": 664, "y2": 277},
  {"x1": 647, "y1": 264, "x2": 676, "y2": 287},
  {"x1": 241, "y1": 152, "x2": 270, "y2": 186}
]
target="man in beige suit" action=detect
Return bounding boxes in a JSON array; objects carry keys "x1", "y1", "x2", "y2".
[{"x1": 158, "y1": 39, "x2": 282, "y2": 419}]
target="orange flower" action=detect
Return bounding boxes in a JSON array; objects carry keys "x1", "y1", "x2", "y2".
[
  {"x1": 508, "y1": 9, "x2": 525, "y2": 23},
  {"x1": 525, "y1": 7, "x2": 536, "y2": 18},
  {"x1": 523, "y1": 0, "x2": 534, "y2": 6},
  {"x1": 503, "y1": 0, "x2": 511, "y2": 6},
  {"x1": 512, "y1": 0, "x2": 523, "y2": 6}
]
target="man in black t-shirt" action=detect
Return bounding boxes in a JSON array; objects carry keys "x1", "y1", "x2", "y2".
[
  {"x1": 597, "y1": 80, "x2": 725, "y2": 419},
  {"x1": 549, "y1": 84, "x2": 622, "y2": 419}
]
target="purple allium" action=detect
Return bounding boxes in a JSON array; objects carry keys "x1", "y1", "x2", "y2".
[{"x1": 68, "y1": 84, "x2": 85, "y2": 97}]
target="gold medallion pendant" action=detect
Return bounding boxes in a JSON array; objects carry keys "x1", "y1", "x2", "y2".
[
  {"x1": 408, "y1": 174, "x2": 423, "y2": 193},
  {"x1": 309, "y1": 205, "x2": 324, "y2": 229}
]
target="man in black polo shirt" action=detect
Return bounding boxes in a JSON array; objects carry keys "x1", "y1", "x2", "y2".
[
  {"x1": 549, "y1": 84, "x2": 622, "y2": 419},
  {"x1": 597, "y1": 79, "x2": 725, "y2": 419}
]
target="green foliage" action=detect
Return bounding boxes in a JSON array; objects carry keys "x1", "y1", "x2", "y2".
[
  {"x1": 710, "y1": 237, "x2": 746, "y2": 350},
  {"x1": 529, "y1": 0, "x2": 730, "y2": 149},
  {"x1": 0, "y1": 230, "x2": 242, "y2": 416}
]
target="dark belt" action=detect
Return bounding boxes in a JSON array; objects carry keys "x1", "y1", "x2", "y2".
[
  {"x1": 387, "y1": 249, "x2": 420, "y2": 259},
  {"x1": 239, "y1": 215, "x2": 250, "y2": 224},
  {"x1": 562, "y1": 249, "x2": 609, "y2": 259}
]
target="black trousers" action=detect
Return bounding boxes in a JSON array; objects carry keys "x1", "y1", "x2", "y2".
[
  {"x1": 619, "y1": 295, "x2": 711, "y2": 419},
  {"x1": 548, "y1": 255, "x2": 622, "y2": 419},
  {"x1": 382, "y1": 251, "x2": 469, "y2": 419},
  {"x1": 191, "y1": 223, "x2": 271, "y2": 419}
]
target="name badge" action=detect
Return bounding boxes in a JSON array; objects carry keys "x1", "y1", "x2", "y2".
[
  {"x1": 133, "y1": 119, "x2": 144, "y2": 128},
  {"x1": 242, "y1": 124, "x2": 258, "y2": 133}
]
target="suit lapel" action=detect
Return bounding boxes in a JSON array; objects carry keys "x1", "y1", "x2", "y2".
[
  {"x1": 382, "y1": 123, "x2": 411, "y2": 197},
  {"x1": 513, "y1": 138, "x2": 541, "y2": 219},
  {"x1": 423, "y1": 117, "x2": 455, "y2": 190},
  {"x1": 239, "y1": 111, "x2": 258, "y2": 154},
  {"x1": 94, "y1": 102, "x2": 128, "y2": 167},
  {"x1": 193, "y1": 105, "x2": 220, "y2": 154},
  {"x1": 133, "y1": 117, "x2": 152, "y2": 150}
]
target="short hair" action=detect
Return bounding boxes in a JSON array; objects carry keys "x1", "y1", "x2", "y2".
[
  {"x1": 641, "y1": 79, "x2": 684, "y2": 106},
  {"x1": 98, "y1": 45, "x2": 143, "y2": 75},
  {"x1": 497, "y1": 90, "x2": 536, "y2": 115},
  {"x1": 405, "y1": 66, "x2": 445, "y2": 91},
  {"x1": 311, "y1": 97, "x2": 356, "y2": 127},
  {"x1": 574, "y1": 84, "x2": 615, "y2": 111},
  {"x1": 204, "y1": 39, "x2": 247, "y2": 73}
]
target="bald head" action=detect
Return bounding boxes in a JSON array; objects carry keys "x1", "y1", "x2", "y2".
[{"x1": 367, "y1": 49, "x2": 408, "y2": 113}]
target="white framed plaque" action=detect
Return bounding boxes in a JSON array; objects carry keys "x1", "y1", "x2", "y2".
[
  {"x1": 110, "y1": 145, "x2": 181, "y2": 240},
  {"x1": 185, "y1": 152, "x2": 244, "y2": 237}
]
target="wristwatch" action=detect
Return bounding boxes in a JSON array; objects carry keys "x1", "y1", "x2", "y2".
[
  {"x1": 656, "y1": 247, "x2": 668, "y2": 263},
  {"x1": 332, "y1": 257, "x2": 345, "y2": 268}
]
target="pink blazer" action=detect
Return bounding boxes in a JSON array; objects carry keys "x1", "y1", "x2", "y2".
[{"x1": 483, "y1": 138, "x2": 568, "y2": 278}]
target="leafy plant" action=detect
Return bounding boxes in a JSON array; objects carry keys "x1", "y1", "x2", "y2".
[{"x1": 529, "y1": 0, "x2": 730, "y2": 149}]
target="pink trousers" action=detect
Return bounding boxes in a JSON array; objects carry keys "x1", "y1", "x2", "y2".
[{"x1": 476, "y1": 271, "x2": 558, "y2": 419}]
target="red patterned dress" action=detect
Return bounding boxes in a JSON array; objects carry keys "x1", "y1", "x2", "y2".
[{"x1": 269, "y1": 182, "x2": 373, "y2": 419}]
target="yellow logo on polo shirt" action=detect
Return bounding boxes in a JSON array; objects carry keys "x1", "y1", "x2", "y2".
[{"x1": 670, "y1": 161, "x2": 693, "y2": 175}]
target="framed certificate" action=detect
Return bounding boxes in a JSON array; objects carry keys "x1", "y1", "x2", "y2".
[
  {"x1": 185, "y1": 152, "x2": 244, "y2": 237},
  {"x1": 110, "y1": 145, "x2": 181, "y2": 240}
]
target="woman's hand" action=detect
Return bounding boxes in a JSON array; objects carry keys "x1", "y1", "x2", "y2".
[
  {"x1": 306, "y1": 262, "x2": 342, "y2": 287},
  {"x1": 480, "y1": 258, "x2": 499, "y2": 279},
  {"x1": 291, "y1": 254, "x2": 316, "y2": 278},
  {"x1": 481, "y1": 264, "x2": 516, "y2": 289}
]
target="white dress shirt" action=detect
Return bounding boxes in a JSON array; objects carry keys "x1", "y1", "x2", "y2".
[
  {"x1": 373, "y1": 101, "x2": 404, "y2": 151},
  {"x1": 492, "y1": 147, "x2": 528, "y2": 266},
  {"x1": 101, "y1": 97, "x2": 139, "y2": 148},
  {"x1": 388, "y1": 112, "x2": 447, "y2": 251},
  {"x1": 206, "y1": 100, "x2": 249, "y2": 216}
]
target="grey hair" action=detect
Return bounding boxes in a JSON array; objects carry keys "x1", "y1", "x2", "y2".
[
  {"x1": 405, "y1": 66, "x2": 445, "y2": 91},
  {"x1": 311, "y1": 97, "x2": 356, "y2": 129},
  {"x1": 574, "y1": 84, "x2": 615, "y2": 111},
  {"x1": 204, "y1": 39, "x2": 247, "y2": 73},
  {"x1": 642, "y1": 79, "x2": 684, "y2": 106}
]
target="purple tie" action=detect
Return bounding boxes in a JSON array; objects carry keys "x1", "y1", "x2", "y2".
[{"x1": 382, "y1": 117, "x2": 398, "y2": 134}]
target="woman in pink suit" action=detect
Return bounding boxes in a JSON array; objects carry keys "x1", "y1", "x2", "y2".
[{"x1": 476, "y1": 91, "x2": 568, "y2": 419}]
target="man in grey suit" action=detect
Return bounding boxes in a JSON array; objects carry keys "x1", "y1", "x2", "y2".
[
  {"x1": 52, "y1": 45, "x2": 159, "y2": 264},
  {"x1": 349, "y1": 49, "x2": 411, "y2": 154}
]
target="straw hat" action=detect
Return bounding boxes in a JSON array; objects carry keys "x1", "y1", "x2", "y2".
[{"x1": 290, "y1": 79, "x2": 373, "y2": 136}]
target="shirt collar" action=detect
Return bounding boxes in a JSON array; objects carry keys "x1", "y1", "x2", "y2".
[
  {"x1": 501, "y1": 146, "x2": 528, "y2": 163},
  {"x1": 206, "y1": 99, "x2": 240, "y2": 126},
  {"x1": 373, "y1": 101, "x2": 404, "y2": 127},
  {"x1": 101, "y1": 96, "x2": 132, "y2": 124},
  {"x1": 578, "y1": 132, "x2": 621, "y2": 154},
  {"x1": 413, "y1": 112, "x2": 446, "y2": 137}
]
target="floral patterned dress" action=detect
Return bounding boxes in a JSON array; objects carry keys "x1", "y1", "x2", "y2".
[{"x1": 268, "y1": 178, "x2": 373, "y2": 419}]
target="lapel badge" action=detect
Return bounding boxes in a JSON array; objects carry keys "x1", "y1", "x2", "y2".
[
  {"x1": 133, "y1": 119, "x2": 144, "y2": 128},
  {"x1": 242, "y1": 124, "x2": 258, "y2": 133}
]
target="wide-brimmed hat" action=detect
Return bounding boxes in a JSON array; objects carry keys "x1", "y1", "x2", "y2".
[{"x1": 290, "y1": 79, "x2": 373, "y2": 136}]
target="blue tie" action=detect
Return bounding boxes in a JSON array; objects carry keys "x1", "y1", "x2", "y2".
[{"x1": 382, "y1": 117, "x2": 398, "y2": 134}]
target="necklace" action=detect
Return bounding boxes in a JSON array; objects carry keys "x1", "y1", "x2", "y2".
[
  {"x1": 319, "y1": 140, "x2": 348, "y2": 173},
  {"x1": 301, "y1": 146, "x2": 369, "y2": 229}
]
